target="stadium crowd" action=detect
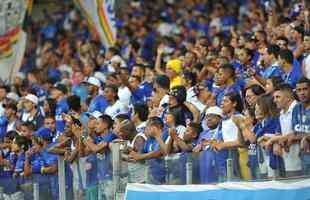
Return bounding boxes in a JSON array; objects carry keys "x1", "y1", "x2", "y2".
[{"x1": 0, "y1": 0, "x2": 310, "y2": 199}]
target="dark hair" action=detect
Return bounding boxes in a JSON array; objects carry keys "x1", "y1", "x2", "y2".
[
  {"x1": 45, "y1": 98, "x2": 57, "y2": 116},
  {"x1": 268, "y1": 76, "x2": 284, "y2": 90},
  {"x1": 147, "y1": 116, "x2": 164, "y2": 129},
  {"x1": 6, "y1": 130, "x2": 18, "y2": 141},
  {"x1": 67, "y1": 95, "x2": 81, "y2": 113},
  {"x1": 246, "y1": 84, "x2": 265, "y2": 96},
  {"x1": 297, "y1": 77, "x2": 310, "y2": 86},
  {"x1": 0, "y1": 84, "x2": 9, "y2": 93},
  {"x1": 99, "y1": 114, "x2": 114, "y2": 129},
  {"x1": 256, "y1": 94, "x2": 279, "y2": 118},
  {"x1": 115, "y1": 114, "x2": 130, "y2": 121},
  {"x1": 119, "y1": 119, "x2": 137, "y2": 141},
  {"x1": 224, "y1": 92, "x2": 244, "y2": 113},
  {"x1": 278, "y1": 49, "x2": 294, "y2": 64},
  {"x1": 155, "y1": 75, "x2": 170, "y2": 90},
  {"x1": 274, "y1": 83, "x2": 294, "y2": 97},
  {"x1": 267, "y1": 44, "x2": 280, "y2": 57},
  {"x1": 44, "y1": 114, "x2": 55, "y2": 120},
  {"x1": 21, "y1": 122, "x2": 36, "y2": 131},
  {"x1": 276, "y1": 36, "x2": 289, "y2": 45},
  {"x1": 222, "y1": 45, "x2": 234, "y2": 58},
  {"x1": 133, "y1": 103, "x2": 149, "y2": 122},
  {"x1": 130, "y1": 75, "x2": 142, "y2": 83},
  {"x1": 294, "y1": 26, "x2": 304, "y2": 37},
  {"x1": 188, "y1": 122, "x2": 203, "y2": 136},
  {"x1": 241, "y1": 48, "x2": 254, "y2": 60},
  {"x1": 168, "y1": 106, "x2": 187, "y2": 127},
  {"x1": 133, "y1": 64, "x2": 146, "y2": 72},
  {"x1": 105, "y1": 84, "x2": 119, "y2": 100},
  {"x1": 14, "y1": 135, "x2": 31, "y2": 152},
  {"x1": 4, "y1": 102, "x2": 17, "y2": 112},
  {"x1": 219, "y1": 63, "x2": 235, "y2": 79},
  {"x1": 183, "y1": 71, "x2": 197, "y2": 87},
  {"x1": 107, "y1": 47, "x2": 120, "y2": 55}
]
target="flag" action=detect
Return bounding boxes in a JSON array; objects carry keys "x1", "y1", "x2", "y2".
[
  {"x1": 0, "y1": 0, "x2": 28, "y2": 82},
  {"x1": 74, "y1": 0, "x2": 117, "y2": 47}
]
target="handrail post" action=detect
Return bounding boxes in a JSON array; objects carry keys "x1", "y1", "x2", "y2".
[
  {"x1": 58, "y1": 156, "x2": 67, "y2": 200},
  {"x1": 186, "y1": 153, "x2": 193, "y2": 184},
  {"x1": 112, "y1": 142, "x2": 121, "y2": 200},
  {"x1": 33, "y1": 183, "x2": 39, "y2": 200}
]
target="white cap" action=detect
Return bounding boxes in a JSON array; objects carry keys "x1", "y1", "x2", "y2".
[
  {"x1": 86, "y1": 111, "x2": 103, "y2": 119},
  {"x1": 111, "y1": 55, "x2": 123, "y2": 64},
  {"x1": 205, "y1": 106, "x2": 223, "y2": 118},
  {"x1": 94, "y1": 71, "x2": 106, "y2": 83},
  {"x1": 24, "y1": 94, "x2": 39, "y2": 105},
  {"x1": 85, "y1": 76, "x2": 101, "y2": 88},
  {"x1": 111, "y1": 55, "x2": 127, "y2": 68},
  {"x1": 6, "y1": 92, "x2": 20, "y2": 102}
]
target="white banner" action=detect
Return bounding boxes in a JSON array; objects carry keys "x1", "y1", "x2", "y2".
[{"x1": 125, "y1": 178, "x2": 310, "y2": 200}]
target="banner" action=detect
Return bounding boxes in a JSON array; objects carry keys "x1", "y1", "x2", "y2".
[
  {"x1": 74, "y1": 0, "x2": 117, "y2": 47},
  {"x1": 125, "y1": 179, "x2": 310, "y2": 200},
  {"x1": 0, "y1": 0, "x2": 30, "y2": 82}
]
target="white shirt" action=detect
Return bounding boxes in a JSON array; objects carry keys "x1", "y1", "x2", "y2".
[
  {"x1": 118, "y1": 86, "x2": 132, "y2": 108},
  {"x1": 165, "y1": 125, "x2": 187, "y2": 144},
  {"x1": 186, "y1": 87, "x2": 196, "y2": 102},
  {"x1": 0, "y1": 102, "x2": 4, "y2": 116},
  {"x1": 159, "y1": 94, "x2": 169, "y2": 108},
  {"x1": 105, "y1": 100, "x2": 127, "y2": 119},
  {"x1": 136, "y1": 121, "x2": 147, "y2": 134},
  {"x1": 7, "y1": 120, "x2": 16, "y2": 132},
  {"x1": 303, "y1": 54, "x2": 310, "y2": 79},
  {"x1": 221, "y1": 116, "x2": 240, "y2": 142},
  {"x1": 279, "y1": 100, "x2": 302, "y2": 172}
]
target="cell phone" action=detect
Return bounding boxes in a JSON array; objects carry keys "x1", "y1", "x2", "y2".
[{"x1": 71, "y1": 116, "x2": 82, "y2": 127}]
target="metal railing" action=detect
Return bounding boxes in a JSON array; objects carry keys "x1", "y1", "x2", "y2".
[{"x1": 1, "y1": 143, "x2": 310, "y2": 200}]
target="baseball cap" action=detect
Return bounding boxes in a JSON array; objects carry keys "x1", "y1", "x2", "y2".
[
  {"x1": 24, "y1": 94, "x2": 39, "y2": 105},
  {"x1": 205, "y1": 106, "x2": 224, "y2": 118},
  {"x1": 34, "y1": 127, "x2": 53, "y2": 140},
  {"x1": 86, "y1": 110, "x2": 103, "y2": 119},
  {"x1": 166, "y1": 59, "x2": 182, "y2": 74},
  {"x1": 53, "y1": 83, "x2": 68, "y2": 94},
  {"x1": 84, "y1": 76, "x2": 101, "y2": 88}
]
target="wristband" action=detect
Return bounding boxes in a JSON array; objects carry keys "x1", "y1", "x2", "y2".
[{"x1": 41, "y1": 167, "x2": 45, "y2": 174}]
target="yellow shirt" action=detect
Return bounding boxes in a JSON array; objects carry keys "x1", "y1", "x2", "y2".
[{"x1": 170, "y1": 76, "x2": 183, "y2": 89}]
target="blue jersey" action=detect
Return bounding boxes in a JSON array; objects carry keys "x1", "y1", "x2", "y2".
[
  {"x1": 28, "y1": 153, "x2": 45, "y2": 174},
  {"x1": 262, "y1": 64, "x2": 284, "y2": 79},
  {"x1": 213, "y1": 83, "x2": 242, "y2": 106},
  {"x1": 0, "y1": 116, "x2": 8, "y2": 140},
  {"x1": 252, "y1": 117, "x2": 283, "y2": 171},
  {"x1": 130, "y1": 86, "x2": 149, "y2": 105},
  {"x1": 14, "y1": 152, "x2": 26, "y2": 174},
  {"x1": 143, "y1": 130, "x2": 169, "y2": 184},
  {"x1": 0, "y1": 151, "x2": 17, "y2": 176},
  {"x1": 55, "y1": 98, "x2": 69, "y2": 134},
  {"x1": 94, "y1": 132, "x2": 117, "y2": 180},
  {"x1": 198, "y1": 126, "x2": 228, "y2": 183},
  {"x1": 254, "y1": 117, "x2": 281, "y2": 138},
  {"x1": 31, "y1": 84, "x2": 48, "y2": 106},
  {"x1": 88, "y1": 95, "x2": 109, "y2": 113},
  {"x1": 72, "y1": 84, "x2": 88, "y2": 103},
  {"x1": 282, "y1": 60, "x2": 302, "y2": 88},
  {"x1": 140, "y1": 81, "x2": 153, "y2": 99},
  {"x1": 292, "y1": 103, "x2": 310, "y2": 134}
]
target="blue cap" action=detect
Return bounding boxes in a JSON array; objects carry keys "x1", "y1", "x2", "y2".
[{"x1": 34, "y1": 127, "x2": 53, "y2": 140}]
